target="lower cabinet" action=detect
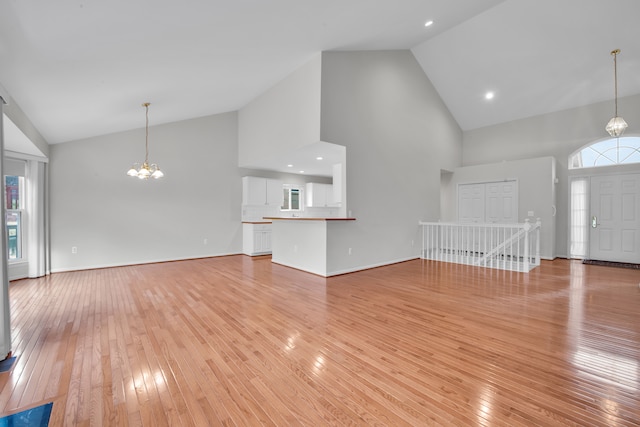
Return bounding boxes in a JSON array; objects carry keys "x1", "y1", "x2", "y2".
[{"x1": 242, "y1": 223, "x2": 272, "y2": 256}]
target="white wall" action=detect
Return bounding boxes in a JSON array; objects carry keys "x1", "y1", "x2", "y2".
[
  {"x1": 49, "y1": 112, "x2": 244, "y2": 272},
  {"x1": 442, "y1": 157, "x2": 557, "y2": 259},
  {"x1": 238, "y1": 54, "x2": 322, "y2": 168},
  {"x1": 3, "y1": 98, "x2": 49, "y2": 158},
  {"x1": 463, "y1": 93, "x2": 640, "y2": 257},
  {"x1": 320, "y1": 50, "x2": 463, "y2": 273}
]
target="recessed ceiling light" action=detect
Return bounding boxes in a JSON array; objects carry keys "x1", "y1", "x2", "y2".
[
  {"x1": 424, "y1": 20, "x2": 434, "y2": 27},
  {"x1": 485, "y1": 91, "x2": 495, "y2": 100},
  {"x1": 316, "y1": 156, "x2": 323, "y2": 160},
  {"x1": 299, "y1": 170, "x2": 305, "y2": 174},
  {"x1": 287, "y1": 164, "x2": 293, "y2": 168}
]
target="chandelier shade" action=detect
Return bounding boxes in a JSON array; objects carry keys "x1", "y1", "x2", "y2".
[
  {"x1": 127, "y1": 102, "x2": 164, "y2": 179},
  {"x1": 606, "y1": 49, "x2": 628, "y2": 137}
]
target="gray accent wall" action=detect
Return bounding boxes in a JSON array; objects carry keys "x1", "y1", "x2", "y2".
[
  {"x1": 463, "y1": 93, "x2": 640, "y2": 258},
  {"x1": 320, "y1": 51, "x2": 462, "y2": 273},
  {"x1": 49, "y1": 112, "x2": 243, "y2": 272}
]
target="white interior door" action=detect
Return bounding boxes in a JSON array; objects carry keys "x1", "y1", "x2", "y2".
[
  {"x1": 485, "y1": 181, "x2": 518, "y2": 223},
  {"x1": 589, "y1": 173, "x2": 640, "y2": 263},
  {"x1": 458, "y1": 183, "x2": 485, "y2": 223},
  {"x1": 458, "y1": 181, "x2": 518, "y2": 224}
]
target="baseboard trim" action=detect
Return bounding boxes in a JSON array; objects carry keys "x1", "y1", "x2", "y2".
[
  {"x1": 326, "y1": 256, "x2": 420, "y2": 277},
  {"x1": 50, "y1": 252, "x2": 243, "y2": 274}
]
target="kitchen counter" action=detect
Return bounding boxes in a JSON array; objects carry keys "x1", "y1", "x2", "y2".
[
  {"x1": 263, "y1": 217, "x2": 356, "y2": 221},
  {"x1": 265, "y1": 217, "x2": 356, "y2": 277}
]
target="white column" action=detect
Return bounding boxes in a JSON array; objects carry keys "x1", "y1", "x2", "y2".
[
  {"x1": 0, "y1": 94, "x2": 12, "y2": 358},
  {"x1": 27, "y1": 160, "x2": 48, "y2": 277}
]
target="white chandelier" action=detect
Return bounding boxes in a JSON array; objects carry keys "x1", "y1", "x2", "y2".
[
  {"x1": 605, "y1": 49, "x2": 628, "y2": 137},
  {"x1": 127, "y1": 102, "x2": 165, "y2": 179}
]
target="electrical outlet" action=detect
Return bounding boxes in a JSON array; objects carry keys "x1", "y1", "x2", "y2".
[
  {"x1": 71, "y1": 246, "x2": 77, "y2": 254},
  {"x1": 348, "y1": 247, "x2": 352, "y2": 255},
  {"x1": 203, "y1": 238, "x2": 208, "y2": 245}
]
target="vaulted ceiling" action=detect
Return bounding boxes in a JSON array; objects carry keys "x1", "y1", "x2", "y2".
[{"x1": 1, "y1": 0, "x2": 639, "y2": 150}]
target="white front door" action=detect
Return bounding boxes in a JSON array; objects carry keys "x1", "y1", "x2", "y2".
[{"x1": 589, "y1": 173, "x2": 640, "y2": 263}]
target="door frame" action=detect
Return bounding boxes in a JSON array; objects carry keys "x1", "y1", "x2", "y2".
[
  {"x1": 568, "y1": 165, "x2": 640, "y2": 261},
  {"x1": 589, "y1": 172, "x2": 640, "y2": 263}
]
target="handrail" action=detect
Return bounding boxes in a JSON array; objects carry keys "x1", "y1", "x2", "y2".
[{"x1": 476, "y1": 224, "x2": 527, "y2": 266}]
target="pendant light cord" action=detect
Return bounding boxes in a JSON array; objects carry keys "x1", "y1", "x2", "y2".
[{"x1": 612, "y1": 49, "x2": 620, "y2": 117}]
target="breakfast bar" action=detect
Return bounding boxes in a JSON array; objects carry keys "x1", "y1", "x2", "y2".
[{"x1": 264, "y1": 217, "x2": 356, "y2": 277}]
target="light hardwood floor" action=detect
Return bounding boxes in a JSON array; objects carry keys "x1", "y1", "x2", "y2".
[{"x1": 0, "y1": 256, "x2": 639, "y2": 426}]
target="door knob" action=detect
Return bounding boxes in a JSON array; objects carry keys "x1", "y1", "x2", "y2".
[{"x1": 591, "y1": 215, "x2": 598, "y2": 228}]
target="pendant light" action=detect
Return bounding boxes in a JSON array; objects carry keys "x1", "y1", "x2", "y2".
[
  {"x1": 605, "y1": 49, "x2": 628, "y2": 137},
  {"x1": 127, "y1": 102, "x2": 165, "y2": 179}
]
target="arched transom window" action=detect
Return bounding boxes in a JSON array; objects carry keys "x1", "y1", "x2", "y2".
[{"x1": 569, "y1": 136, "x2": 640, "y2": 169}]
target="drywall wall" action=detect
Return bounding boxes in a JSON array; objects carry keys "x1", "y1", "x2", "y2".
[
  {"x1": 320, "y1": 50, "x2": 463, "y2": 274},
  {"x1": 49, "y1": 112, "x2": 243, "y2": 272},
  {"x1": 463, "y1": 93, "x2": 640, "y2": 257},
  {"x1": 238, "y1": 54, "x2": 322, "y2": 168},
  {"x1": 3, "y1": 98, "x2": 49, "y2": 158},
  {"x1": 441, "y1": 157, "x2": 557, "y2": 259}
]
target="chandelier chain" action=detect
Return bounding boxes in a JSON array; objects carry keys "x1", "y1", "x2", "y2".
[{"x1": 144, "y1": 102, "x2": 150, "y2": 164}]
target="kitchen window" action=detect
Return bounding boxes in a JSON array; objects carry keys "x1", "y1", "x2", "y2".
[{"x1": 281, "y1": 185, "x2": 302, "y2": 211}]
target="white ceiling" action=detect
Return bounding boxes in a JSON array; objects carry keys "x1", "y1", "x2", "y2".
[
  {"x1": 412, "y1": 0, "x2": 640, "y2": 131},
  {"x1": 1, "y1": 0, "x2": 639, "y2": 169}
]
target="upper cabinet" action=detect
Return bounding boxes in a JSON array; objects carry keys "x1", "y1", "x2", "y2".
[
  {"x1": 306, "y1": 182, "x2": 337, "y2": 207},
  {"x1": 242, "y1": 176, "x2": 283, "y2": 206},
  {"x1": 266, "y1": 178, "x2": 283, "y2": 206}
]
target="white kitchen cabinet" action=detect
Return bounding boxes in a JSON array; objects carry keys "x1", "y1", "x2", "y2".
[
  {"x1": 305, "y1": 182, "x2": 333, "y2": 207},
  {"x1": 331, "y1": 163, "x2": 343, "y2": 206},
  {"x1": 266, "y1": 178, "x2": 283, "y2": 206},
  {"x1": 242, "y1": 223, "x2": 272, "y2": 255},
  {"x1": 242, "y1": 176, "x2": 283, "y2": 206}
]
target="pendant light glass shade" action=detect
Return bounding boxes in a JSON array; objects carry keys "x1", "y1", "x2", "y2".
[
  {"x1": 127, "y1": 102, "x2": 165, "y2": 179},
  {"x1": 606, "y1": 116, "x2": 628, "y2": 137}
]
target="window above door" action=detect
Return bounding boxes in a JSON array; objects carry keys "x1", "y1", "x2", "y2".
[{"x1": 569, "y1": 136, "x2": 640, "y2": 169}]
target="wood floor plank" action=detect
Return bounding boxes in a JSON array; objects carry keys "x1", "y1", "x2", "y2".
[{"x1": 0, "y1": 257, "x2": 638, "y2": 425}]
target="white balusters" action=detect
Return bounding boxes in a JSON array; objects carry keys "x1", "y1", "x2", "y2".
[{"x1": 419, "y1": 220, "x2": 541, "y2": 272}]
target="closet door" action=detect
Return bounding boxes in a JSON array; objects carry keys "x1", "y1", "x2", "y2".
[
  {"x1": 458, "y1": 184, "x2": 485, "y2": 223},
  {"x1": 458, "y1": 181, "x2": 518, "y2": 223},
  {"x1": 485, "y1": 181, "x2": 518, "y2": 223}
]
